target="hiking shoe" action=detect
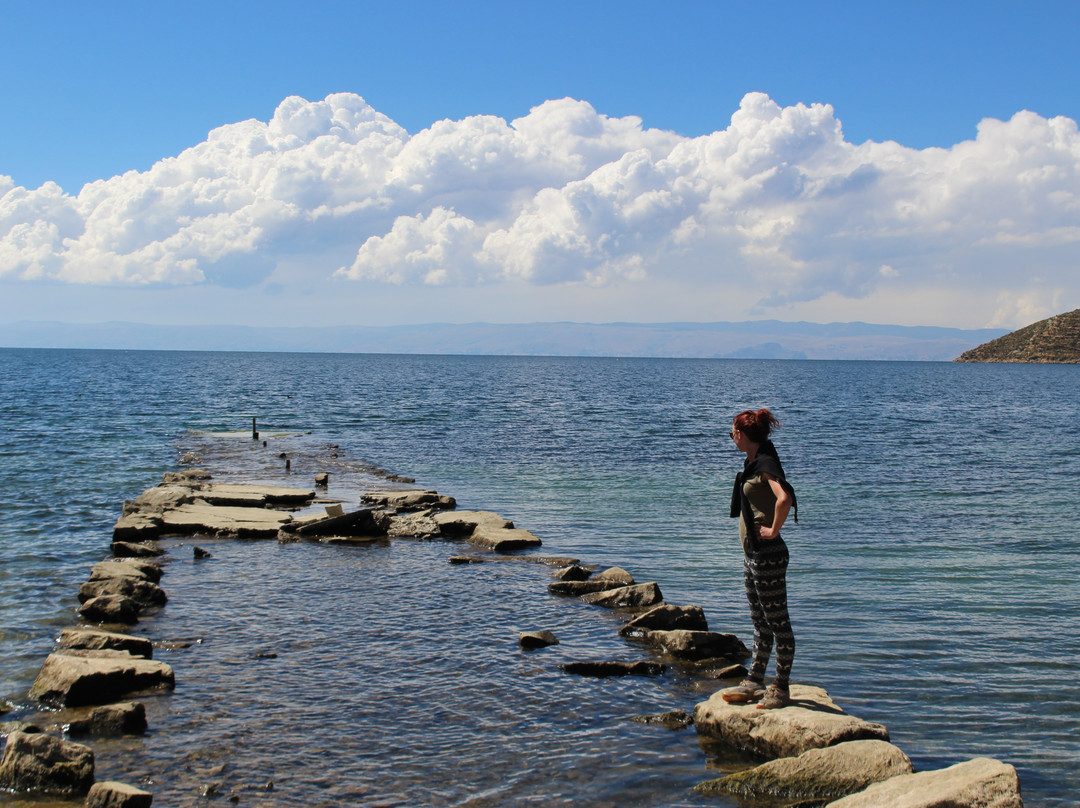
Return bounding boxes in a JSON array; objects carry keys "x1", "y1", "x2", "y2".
[
  {"x1": 756, "y1": 684, "x2": 790, "y2": 710},
  {"x1": 720, "y1": 679, "x2": 765, "y2": 704}
]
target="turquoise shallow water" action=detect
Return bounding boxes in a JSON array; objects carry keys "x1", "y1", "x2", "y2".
[{"x1": 0, "y1": 348, "x2": 1077, "y2": 806}]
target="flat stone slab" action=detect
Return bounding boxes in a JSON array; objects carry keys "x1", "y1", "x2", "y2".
[
  {"x1": 697, "y1": 739, "x2": 914, "y2": 802},
  {"x1": 57, "y1": 628, "x2": 153, "y2": 659},
  {"x1": 90, "y1": 560, "x2": 162, "y2": 584},
  {"x1": 825, "y1": 756, "x2": 1023, "y2": 808},
  {"x1": 202, "y1": 483, "x2": 315, "y2": 505},
  {"x1": 112, "y1": 513, "x2": 162, "y2": 541},
  {"x1": 693, "y1": 684, "x2": 890, "y2": 760},
  {"x1": 364, "y1": 489, "x2": 457, "y2": 510},
  {"x1": 29, "y1": 652, "x2": 175, "y2": 707},
  {"x1": 432, "y1": 510, "x2": 513, "y2": 535},
  {"x1": 469, "y1": 525, "x2": 542, "y2": 552},
  {"x1": 160, "y1": 503, "x2": 293, "y2": 537}
]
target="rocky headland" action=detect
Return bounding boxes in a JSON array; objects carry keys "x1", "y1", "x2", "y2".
[{"x1": 956, "y1": 308, "x2": 1080, "y2": 363}]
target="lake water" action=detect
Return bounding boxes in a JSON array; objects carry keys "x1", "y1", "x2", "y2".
[{"x1": 0, "y1": 348, "x2": 1077, "y2": 806}]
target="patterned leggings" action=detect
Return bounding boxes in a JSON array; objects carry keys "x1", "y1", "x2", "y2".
[{"x1": 743, "y1": 540, "x2": 794, "y2": 689}]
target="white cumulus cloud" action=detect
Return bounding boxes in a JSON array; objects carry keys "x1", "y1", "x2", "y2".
[{"x1": 2, "y1": 91, "x2": 1079, "y2": 325}]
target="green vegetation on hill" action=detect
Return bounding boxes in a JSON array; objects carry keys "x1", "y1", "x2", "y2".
[{"x1": 956, "y1": 308, "x2": 1080, "y2": 363}]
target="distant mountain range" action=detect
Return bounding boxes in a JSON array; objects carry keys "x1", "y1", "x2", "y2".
[
  {"x1": 0, "y1": 320, "x2": 1009, "y2": 361},
  {"x1": 956, "y1": 308, "x2": 1080, "y2": 363}
]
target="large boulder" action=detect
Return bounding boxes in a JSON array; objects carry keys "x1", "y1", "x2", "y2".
[
  {"x1": 469, "y1": 525, "x2": 542, "y2": 552},
  {"x1": 580, "y1": 582, "x2": 663, "y2": 609},
  {"x1": 0, "y1": 730, "x2": 94, "y2": 796},
  {"x1": 643, "y1": 629, "x2": 748, "y2": 661},
  {"x1": 432, "y1": 510, "x2": 512, "y2": 536},
  {"x1": 29, "y1": 653, "x2": 175, "y2": 708},
  {"x1": 619, "y1": 605, "x2": 709, "y2": 635},
  {"x1": 67, "y1": 702, "x2": 147, "y2": 736},
  {"x1": 78, "y1": 595, "x2": 140, "y2": 625},
  {"x1": 85, "y1": 780, "x2": 154, "y2": 808},
  {"x1": 78, "y1": 577, "x2": 167, "y2": 608},
  {"x1": 693, "y1": 684, "x2": 890, "y2": 760},
  {"x1": 824, "y1": 757, "x2": 1024, "y2": 808},
  {"x1": 696, "y1": 739, "x2": 914, "y2": 802},
  {"x1": 57, "y1": 628, "x2": 153, "y2": 659}
]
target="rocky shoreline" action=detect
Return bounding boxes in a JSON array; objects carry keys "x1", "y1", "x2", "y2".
[{"x1": 1, "y1": 440, "x2": 1025, "y2": 807}]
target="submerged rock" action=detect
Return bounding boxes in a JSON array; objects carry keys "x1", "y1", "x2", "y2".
[
  {"x1": 30, "y1": 653, "x2": 175, "y2": 708},
  {"x1": 825, "y1": 756, "x2": 1023, "y2": 808},
  {"x1": 696, "y1": 739, "x2": 914, "y2": 802},
  {"x1": 85, "y1": 780, "x2": 155, "y2": 808},
  {"x1": 0, "y1": 730, "x2": 94, "y2": 796},
  {"x1": 559, "y1": 661, "x2": 667, "y2": 678},
  {"x1": 580, "y1": 582, "x2": 663, "y2": 609},
  {"x1": 642, "y1": 629, "x2": 749, "y2": 662},
  {"x1": 519, "y1": 631, "x2": 559, "y2": 649},
  {"x1": 631, "y1": 710, "x2": 694, "y2": 730},
  {"x1": 619, "y1": 604, "x2": 709, "y2": 635},
  {"x1": 67, "y1": 702, "x2": 147, "y2": 736},
  {"x1": 57, "y1": 628, "x2": 153, "y2": 659},
  {"x1": 693, "y1": 684, "x2": 890, "y2": 760}
]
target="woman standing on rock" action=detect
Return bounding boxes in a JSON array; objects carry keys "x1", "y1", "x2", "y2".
[{"x1": 722, "y1": 408, "x2": 797, "y2": 710}]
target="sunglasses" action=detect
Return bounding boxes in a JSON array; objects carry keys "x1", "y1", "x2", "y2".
[{"x1": 729, "y1": 429, "x2": 737, "y2": 440}]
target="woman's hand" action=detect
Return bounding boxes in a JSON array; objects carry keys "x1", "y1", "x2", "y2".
[{"x1": 758, "y1": 524, "x2": 779, "y2": 541}]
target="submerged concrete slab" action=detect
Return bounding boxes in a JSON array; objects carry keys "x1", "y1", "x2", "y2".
[{"x1": 693, "y1": 684, "x2": 890, "y2": 760}]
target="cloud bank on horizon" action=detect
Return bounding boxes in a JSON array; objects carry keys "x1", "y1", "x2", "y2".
[{"x1": 2, "y1": 91, "x2": 1078, "y2": 328}]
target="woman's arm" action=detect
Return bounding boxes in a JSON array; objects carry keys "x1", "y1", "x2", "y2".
[{"x1": 758, "y1": 473, "x2": 792, "y2": 540}]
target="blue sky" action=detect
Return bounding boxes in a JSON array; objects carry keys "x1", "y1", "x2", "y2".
[{"x1": 2, "y1": 1, "x2": 1079, "y2": 330}]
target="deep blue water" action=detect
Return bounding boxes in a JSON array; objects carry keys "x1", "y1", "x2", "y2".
[{"x1": 0, "y1": 348, "x2": 1077, "y2": 806}]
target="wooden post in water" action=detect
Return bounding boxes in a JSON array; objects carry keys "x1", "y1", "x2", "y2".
[{"x1": 252, "y1": 417, "x2": 259, "y2": 440}]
